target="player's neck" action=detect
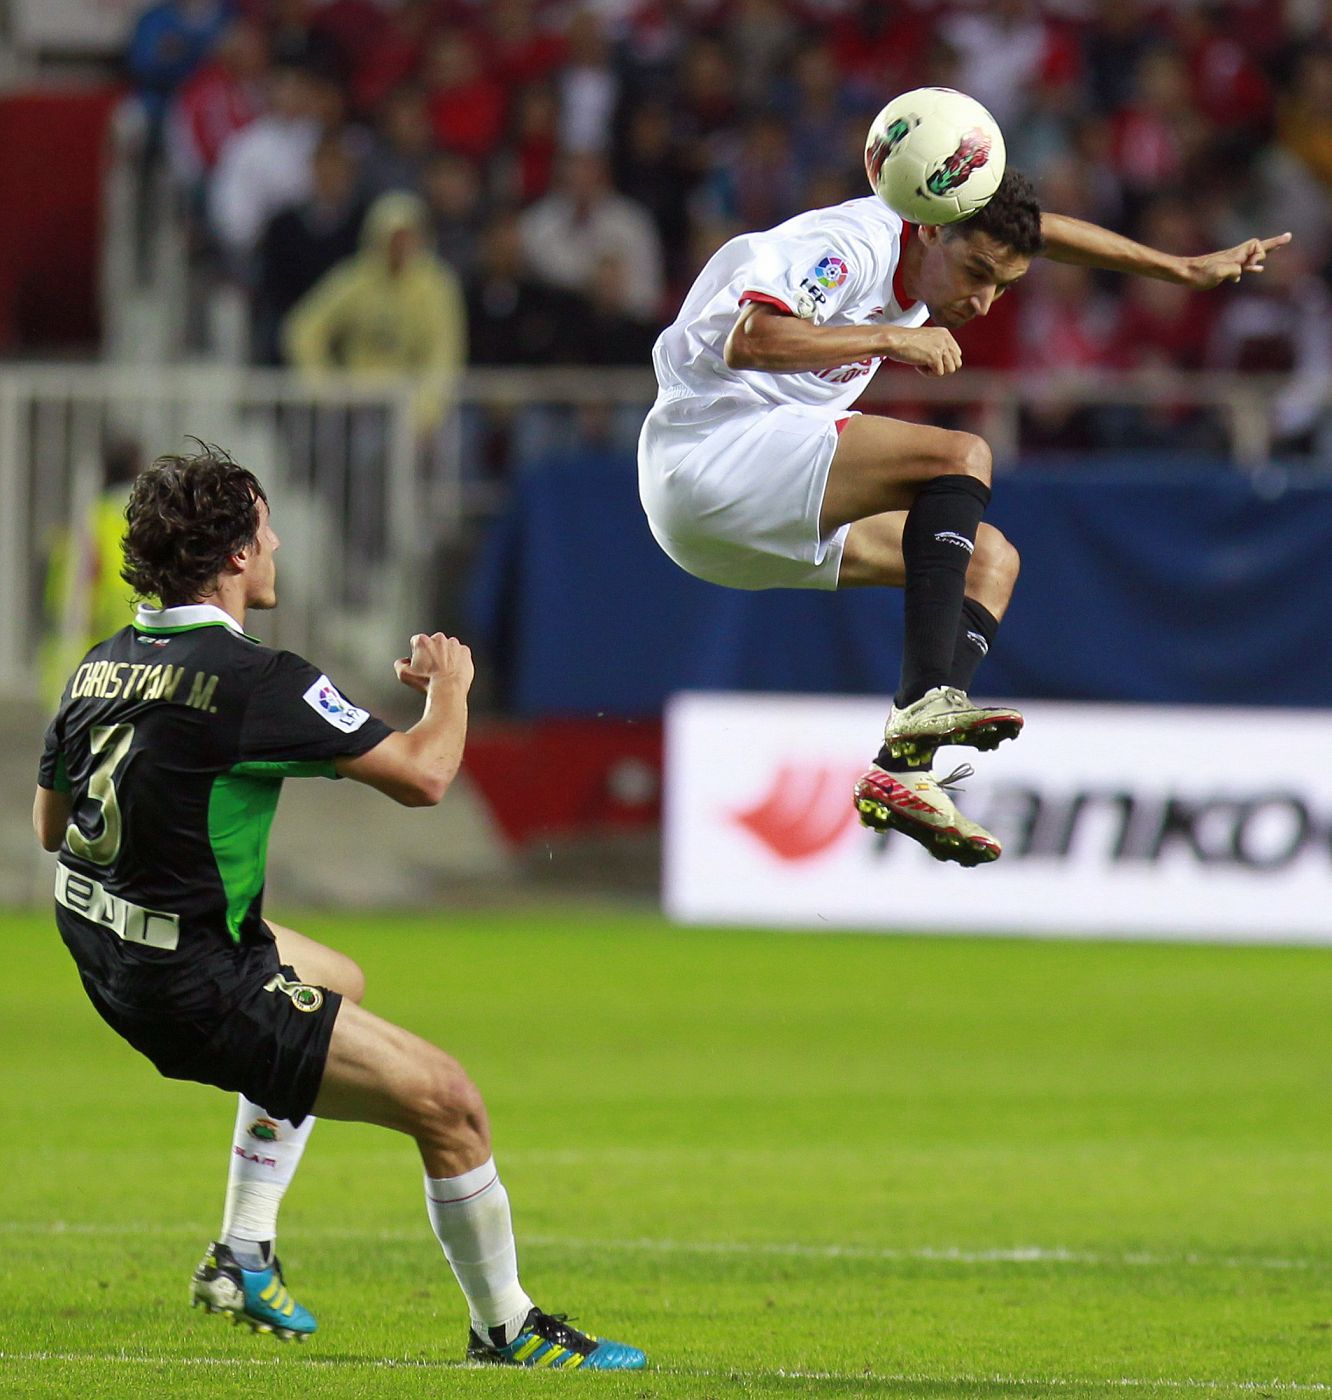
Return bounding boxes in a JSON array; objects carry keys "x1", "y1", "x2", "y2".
[
  {"x1": 899, "y1": 232, "x2": 924, "y2": 305},
  {"x1": 192, "y1": 581, "x2": 248, "y2": 632}
]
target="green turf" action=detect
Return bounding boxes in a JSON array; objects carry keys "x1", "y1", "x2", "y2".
[{"x1": 3, "y1": 906, "x2": 1332, "y2": 1399}]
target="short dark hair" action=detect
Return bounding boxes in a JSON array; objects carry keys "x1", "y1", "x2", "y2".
[
  {"x1": 121, "y1": 444, "x2": 268, "y2": 606},
  {"x1": 946, "y1": 169, "x2": 1045, "y2": 258}
]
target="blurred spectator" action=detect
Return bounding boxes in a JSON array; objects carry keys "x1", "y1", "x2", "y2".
[
  {"x1": 253, "y1": 134, "x2": 366, "y2": 363},
  {"x1": 264, "y1": 0, "x2": 342, "y2": 78},
  {"x1": 352, "y1": 0, "x2": 437, "y2": 114},
  {"x1": 40, "y1": 437, "x2": 144, "y2": 708},
  {"x1": 167, "y1": 17, "x2": 268, "y2": 186},
  {"x1": 722, "y1": 0, "x2": 798, "y2": 111},
  {"x1": 501, "y1": 83, "x2": 562, "y2": 205},
  {"x1": 942, "y1": 0, "x2": 1078, "y2": 131},
  {"x1": 209, "y1": 63, "x2": 331, "y2": 265},
  {"x1": 674, "y1": 37, "x2": 740, "y2": 159},
  {"x1": 425, "y1": 30, "x2": 507, "y2": 162},
  {"x1": 1017, "y1": 262, "x2": 1116, "y2": 447},
  {"x1": 778, "y1": 40, "x2": 860, "y2": 173},
  {"x1": 284, "y1": 191, "x2": 466, "y2": 432},
  {"x1": 465, "y1": 211, "x2": 582, "y2": 366},
  {"x1": 612, "y1": 101, "x2": 694, "y2": 283},
  {"x1": 1176, "y1": 4, "x2": 1271, "y2": 141},
  {"x1": 423, "y1": 151, "x2": 487, "y2": 277},
  {"x1": 1110, "y1": 46, "x2": 1207, "y2": 214},
  {"x1": 702, "y1": 113, "x2": 801, "y2": 232},
  {"x1": 128, "y1": 0, "x2": 233, "y2": 135},
  {"x1": 1083, "y1": 0, "x2": 1163, "y2": 115},
  {"x1": 1276, "y1": 49, "x2": 1332, "y2": 188},
  {"x1": 1105, "y1": 199, "x2": 1219, "y2": 373},
  {"x1": 519, "y1": 153, "x2": 665, "y2": 321},
  {"x1": 1207, "y1": 243, "x2": 1332, "y2": 447},
  {"x1": 566, "y1": 252, "x2": 661, "y2": 366},
  {"x1": 485, "y1": 0, "x2": 568, "y2": 88},
  {"x1": 558, "y1": 9, "x2": 618, "y2": 155},
  {"x1": 308, "y1": 0, "x2": 390, "y2": 83},
  {"x1": 828, "y1": 2, "x2": 930, "y2": 99},
  {"x1": 365, "y1": 83, "x2": 435, "y2": 198}
]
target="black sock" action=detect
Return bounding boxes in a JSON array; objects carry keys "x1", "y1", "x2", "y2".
[
  {"x1": 949, "y1": 597, "x2": 1000, "y2": 692},
  {"x1": 895, "y1": 474, "x2": 991, "y2": 707}
]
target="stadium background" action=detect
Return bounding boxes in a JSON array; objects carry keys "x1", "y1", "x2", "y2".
[{"x1": 3, "y1": 2, "x2": 1332, "y2": 1396}]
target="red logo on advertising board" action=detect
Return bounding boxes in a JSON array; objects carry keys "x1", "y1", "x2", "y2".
[{"x1": 732, "y1": 766, "x2": 859, "y2": 861}]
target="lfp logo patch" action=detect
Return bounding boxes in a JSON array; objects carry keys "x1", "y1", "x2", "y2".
[
  {"x1": 813, "y1": 256, "x2": 849, "y2": 290},
  {"x1": 302, "y1": 674, "x2": 370, "y2": 732}
]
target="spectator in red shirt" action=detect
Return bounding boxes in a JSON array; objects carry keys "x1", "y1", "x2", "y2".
[
  {"x1": 352, "y1": 0, "x2": 437, "y2": 115},
  {"x1": 484, "y1": 0, "x2": 567, "y2": 89},
  {"x1": 168, "y1": 18, "x2": 268, "y2": 184},
  {"x1": 425, "y1": 29, "x2": 507, "y2": 162}
]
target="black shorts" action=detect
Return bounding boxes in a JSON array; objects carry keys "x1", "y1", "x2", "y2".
[{"x1": 58, "y1": 910, "x2": 341, "y2": 1125}]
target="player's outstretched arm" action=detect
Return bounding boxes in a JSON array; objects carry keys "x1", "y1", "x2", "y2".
[
  {"x1": 336, "y1": 631, "x2": 474, "y2": 807},
  {"x1": 725, "y1": 302, "x2": 962, "y2": 377},
  {"x1": 1040, "y1": 212, "x2": 1292, "y2": 289}
]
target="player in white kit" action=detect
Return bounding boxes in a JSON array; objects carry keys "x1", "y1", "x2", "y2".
[{"x1": 639, "y1": 171, "x2": 1289, "y2": 865}]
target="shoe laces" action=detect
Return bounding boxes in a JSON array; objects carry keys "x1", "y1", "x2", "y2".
[
  {"x1": 530, "y1": 1311, "x2": 595, "y2": 1354},
  {"x1": 936, "y1": 763, "x2": 975, "y2": 793}
]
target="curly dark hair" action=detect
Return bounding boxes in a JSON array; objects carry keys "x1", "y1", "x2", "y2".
[
  {"x1": 946, "y1": 169, "x2": 1045, "y2": 258},
  {"x1": 121, "y1": 444, "x2": 268, "y2": 606}
]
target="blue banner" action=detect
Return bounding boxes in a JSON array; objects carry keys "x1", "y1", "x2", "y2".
[{"x1": 467, "y1": 451, "x2": 1332, "y2": 716}]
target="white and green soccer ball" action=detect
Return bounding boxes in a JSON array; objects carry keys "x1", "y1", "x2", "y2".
[{"x1": 864, "y1": 87, "x2": 1006, "y2": 226}]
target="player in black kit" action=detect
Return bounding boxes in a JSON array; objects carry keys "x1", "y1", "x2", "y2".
[{"x1": 34, "y1": 446, "x2": 645, "y2": 1370}]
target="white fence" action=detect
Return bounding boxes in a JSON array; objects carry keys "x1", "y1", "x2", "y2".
[{"x1": 1, "y1": 362, "x2": 1328, "y2": 702}]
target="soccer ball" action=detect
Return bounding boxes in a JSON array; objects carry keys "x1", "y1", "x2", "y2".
[{"x1": 864, "y1": 88, "x2": 1006, "y2": 226}]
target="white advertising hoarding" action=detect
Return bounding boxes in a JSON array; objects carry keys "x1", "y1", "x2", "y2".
[{"x1": 664, "y1": 693, "x2": 1332, "y2": 943}]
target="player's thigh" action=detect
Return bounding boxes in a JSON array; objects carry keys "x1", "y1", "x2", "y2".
[
  {"x1": 821, "y1": 414, "x2": 992, "y2": 533},
  {"x1": 312, "y1": 998, "x2": 488, "y2": 1140},
  {"x1": 266, "y1": 920, "x2": 366, "y2": 1003}
]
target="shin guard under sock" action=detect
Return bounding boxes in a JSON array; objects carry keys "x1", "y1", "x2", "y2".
[
  {"x1": 949, "y1": 597, "x2": 1001, "y2": 693},
  {"x1": 896, "y1": 474, "x2": 991, "y2": 707}
]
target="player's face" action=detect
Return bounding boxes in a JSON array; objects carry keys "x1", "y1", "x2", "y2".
[
  {"x1": 244, "y1": 498, "x2": 281, "y2": 610},
  {"x1": 916, "y1": 227, "x2": 1031, "y2": 330}
]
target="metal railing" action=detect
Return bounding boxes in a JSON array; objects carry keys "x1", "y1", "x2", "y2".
[{"x1": 2, "y1": 362, "x2": 1329, "y2": 700}]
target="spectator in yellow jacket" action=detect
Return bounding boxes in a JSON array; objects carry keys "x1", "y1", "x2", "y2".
[
  {"x1": 283, "y1": 191, "x2": 466, "y2": 433},
  {"x1": 40, "y1": 438, "x2": 143, "y2": 708}
]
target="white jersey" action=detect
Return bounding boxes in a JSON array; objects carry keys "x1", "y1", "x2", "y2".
[{"x1": 651, "y1": 195, "x2": 930, "y2": 416}]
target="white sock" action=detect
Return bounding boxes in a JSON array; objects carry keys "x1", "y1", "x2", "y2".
[
  {"x1": 219, "y1": 1096, "x2": 316, "y2": 1269},
  {"x1": 425, "y1": 1157, "x2": 533, "y2": 1343}
]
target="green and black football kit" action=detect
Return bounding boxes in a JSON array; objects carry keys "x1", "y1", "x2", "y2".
[{"x1": 38, "y1": 603, "x2": 392, "y2": 1122}]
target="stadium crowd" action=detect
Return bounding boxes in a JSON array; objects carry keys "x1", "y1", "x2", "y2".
[{"x1": 127, "y1": 0, "x2": 1332, "y2": 449}]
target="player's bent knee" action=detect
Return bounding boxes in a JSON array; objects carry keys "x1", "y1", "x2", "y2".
[
  {"x1": 320, "y1": 951, "x2": 366, "y2": 1003},
  {"x1": 974, "y1": 526, "x2": 1020, "y2": 590},
  {"x1": 340, "y1": 957, "x2": 367, "y2": 1005},
  {"x1": 953, "y1": 432, "x2": 993, "y2": 487},
  {"x1": 407, "y1": 1051, "x2": 490, "y2": 1151}
]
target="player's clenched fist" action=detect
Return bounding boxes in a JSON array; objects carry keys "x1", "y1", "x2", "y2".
[
  {"x1": 883, "y1": 326, "x2": 963, "y2": 377},
  {"x1": 394, "y1": 631, "x2": 475, "y2": 695}
]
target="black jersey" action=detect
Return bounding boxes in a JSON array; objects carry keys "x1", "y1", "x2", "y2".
[{"x1": 38, "y1": 604, "x2": 392, "y2": 1005}]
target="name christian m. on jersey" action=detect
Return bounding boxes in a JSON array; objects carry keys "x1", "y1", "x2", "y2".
[
  {"x1": 651, "y1": 195, "x2": 930, "y2": 414},
  {"x1": 38, "y1": 605, "x2": 391, "y2": 965}
]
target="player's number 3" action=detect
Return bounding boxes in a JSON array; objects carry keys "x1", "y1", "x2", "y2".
[{"x1": 65, "y1": 723, "x2": 134, "y2": 866}]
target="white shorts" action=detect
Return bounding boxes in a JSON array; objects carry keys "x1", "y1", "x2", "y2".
[{"x1": 637, "y1": 397, "x2": 854, "y2": 591}]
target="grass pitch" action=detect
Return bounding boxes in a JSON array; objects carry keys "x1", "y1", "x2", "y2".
[{"x1": 3, "y1": 906, "x2": 1332, "y2": 1399}]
